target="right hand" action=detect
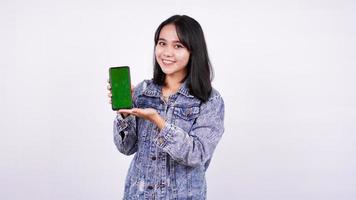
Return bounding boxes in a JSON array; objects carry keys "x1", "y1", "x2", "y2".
[{"x1": 107, "y1": 79, "x2": 135, "y2": 117}]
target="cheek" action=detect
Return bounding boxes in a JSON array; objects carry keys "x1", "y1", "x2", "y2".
[
  {"x1": 177, "y1": 52, "x2": 190, "y2": 64},
  {"x1": 154, "y1": 46, "x2": 161, "y2": 59}
]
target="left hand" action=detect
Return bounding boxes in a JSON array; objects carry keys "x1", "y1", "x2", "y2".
[{"x1": 118, "y1": 108, "x2": 166, "y2": 130}]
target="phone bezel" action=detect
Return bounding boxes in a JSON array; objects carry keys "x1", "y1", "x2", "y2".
[{"x1": 109, "y1": 66, "x2": 133, "y2": 110}]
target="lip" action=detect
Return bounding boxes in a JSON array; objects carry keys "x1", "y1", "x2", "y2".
[{"x1": 162, "y1": 59, "x2": 175, "y2": 65}]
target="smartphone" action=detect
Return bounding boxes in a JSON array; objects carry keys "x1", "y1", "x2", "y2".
[{"x1": 109, "y1": 66, "x2": 133, "y2": 110}]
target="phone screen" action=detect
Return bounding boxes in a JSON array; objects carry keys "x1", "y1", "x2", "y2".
[{"x1": 109, "y1": 66, "x2": 132, "y2": 110}]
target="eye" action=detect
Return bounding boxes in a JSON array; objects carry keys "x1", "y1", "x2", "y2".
[
  {"x1": 174, "y1": 44, "x2": 184, "y2": 49},
  {"x1": 158, "y1": 41, "x2": 166, "y2": 46}
]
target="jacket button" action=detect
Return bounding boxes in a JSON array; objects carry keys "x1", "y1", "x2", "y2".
[
  {"x1": 151, "y1": 156, "x2": 157, "y2": 160},
  {"x1": 187, "y1": 108, "x2": 192, "y2": 115},
  {"x1": 158, "y1": 137, "x2": 164, "y2": 145},
  {"x1": 147, "y1": 185, "x2": 154, "y2": 190}
]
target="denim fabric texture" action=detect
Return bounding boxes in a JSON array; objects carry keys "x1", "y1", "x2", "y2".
[{"x1": 113, "y1": 79, "x2": 225, "y2": 200}]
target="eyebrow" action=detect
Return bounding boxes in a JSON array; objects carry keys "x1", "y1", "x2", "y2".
[{"x1": 158, "y1": 38, "x2": 182, "y2": 43}]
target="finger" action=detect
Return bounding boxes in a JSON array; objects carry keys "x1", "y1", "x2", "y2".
[
  {"x1": 107, "y1": 84, "x2": 111, "y2": 90},
  {"x1": 107, "y1": 78, "x2": 110, "y2": 83},
  {"x1": 116, "y1": 110, "x2": 128, "y2": 115},
  {"x1": 108, "y1": 93, "x2": 112, "y2": 98},
  {"x1": 118, "y1": 109, "x2": 133, "y2": 114},
  {"x1": 131, "y1": 85, "x2": 135, "y2": 95},
  {"x1": 131, "y1": 108, "x2": 144, "y2": 116},
  {"x1": 125, "y1": 108, "x2": 142, "y2": 117}
]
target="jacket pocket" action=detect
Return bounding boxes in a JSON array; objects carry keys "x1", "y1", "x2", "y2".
[
  {"x1": 173, "y1": 106, "x2": 200, "y2": 133},
  {"x1": 173, "y1": 106, "x2": 200, "y2": 121}
]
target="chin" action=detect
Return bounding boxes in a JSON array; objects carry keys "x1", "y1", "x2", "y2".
[
  {"x1": 159, "y1": 65, "x2": 173, "y2": 73},
  {"x1": 161, "y1": 68, "x2": 174, "y2": 75}
]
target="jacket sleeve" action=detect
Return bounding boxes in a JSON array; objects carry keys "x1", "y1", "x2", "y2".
[
  {"x1": 113, "y1": 81, "x2": 145, "y2": 156},
  {"x1": 154, "y1": 94, "x2": 225, "y2": 167},
  {"x1": 113, "y1": 114, "x2": 137, "y2": 155}
]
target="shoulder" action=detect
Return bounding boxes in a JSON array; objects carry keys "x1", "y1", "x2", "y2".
[
  {"x1": 133, "y1": 79, "x2": 154, "y2": 96},
  {"x1": 134, "y1": 79, "x2": 153, "y2": 90},
  {"x1": 200, "y1": 87, "x2": 224, "y2": 111},
  {"x1": 205, "y1": 87, "x2": 224, "y2": 105},
  {"x1": 208, "y1": 88, "x2": 223, "y2": 102}
]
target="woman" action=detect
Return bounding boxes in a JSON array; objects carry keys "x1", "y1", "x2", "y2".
[{"x1": 108, "y1": 15, "x2": 225, "y2": 200}]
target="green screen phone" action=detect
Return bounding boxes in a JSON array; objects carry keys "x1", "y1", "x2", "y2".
[{"x1": 109, "y1": 66, "x2": 133, "y2": 110}]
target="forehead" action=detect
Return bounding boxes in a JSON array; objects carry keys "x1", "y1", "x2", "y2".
[{"x1": 159, "y1": 24, "x2": 180, "y2": 42}]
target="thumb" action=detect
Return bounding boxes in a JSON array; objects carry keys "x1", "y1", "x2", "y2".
[{"x1": 131, "y1": 84, "x2": 135, "y2": 93}]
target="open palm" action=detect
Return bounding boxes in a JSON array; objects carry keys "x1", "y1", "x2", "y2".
[{"x1": 118, "y1": 108, "x2": 158, "y2": 121}]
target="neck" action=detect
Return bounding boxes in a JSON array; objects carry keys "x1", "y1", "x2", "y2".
[
  {"x1": 165, "y1": 77, "x2": 181, "y2": 89},
  {"x1": 164, "y1": 67, "x2": 187, "y2": 89},
  {"x1": 162, "y1": 76, "x2": 183, "y2": 96}
]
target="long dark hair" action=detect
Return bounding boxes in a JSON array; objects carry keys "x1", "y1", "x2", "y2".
[{"x1": 153, "y1": 15, "x2": 213, "y2": 102}]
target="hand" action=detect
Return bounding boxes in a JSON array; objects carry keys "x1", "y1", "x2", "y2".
[
  {"x1": 118, "y1": 108, "x2": 166, "y2": 130},
  {"x1": 107, "y1": 79, "x2": 113, "y2": 104}
]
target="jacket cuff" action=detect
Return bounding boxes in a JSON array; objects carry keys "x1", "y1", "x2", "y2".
[
  {"x1": 155, "y1": 123, "x2": 178, "y2": 148},
  {"x1": 115, "y1": 114, "x2": 134, "y2": 133}
]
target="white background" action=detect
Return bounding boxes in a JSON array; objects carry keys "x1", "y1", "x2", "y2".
[{"x1": 1, "y1": 0, "x2": 355, "y2": 199}]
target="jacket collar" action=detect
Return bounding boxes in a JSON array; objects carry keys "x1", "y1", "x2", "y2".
[
  {"x1": 142, "y1": 80, "x2": 195, "y2": 98},
  {"x1": 177, "y1": 81, "x2": 194, "y2": 98}
]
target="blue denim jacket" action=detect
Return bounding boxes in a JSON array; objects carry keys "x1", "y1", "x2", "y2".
[{"x1": 113, "y1": 79, "x2": 225, "y2": 200}]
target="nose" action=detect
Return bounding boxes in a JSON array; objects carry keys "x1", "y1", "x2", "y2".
[{"x1": 162, "y1": 46, "x2": 173, "y2": 57}]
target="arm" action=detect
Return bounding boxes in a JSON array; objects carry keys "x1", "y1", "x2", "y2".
[
  {"x1": 154, "y1": 94, "x2": 225, "y2": 167},
  {"x1": 113, "y1": 114, "x2": 137, "y2": 155},
  {"x1": 112, "y1": 82, "x2": 144, "y2": 156}
]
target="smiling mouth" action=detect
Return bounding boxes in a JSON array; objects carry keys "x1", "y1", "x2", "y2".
[{"x1": 162, "y1": 59, "x2": 175, "y2": 65}]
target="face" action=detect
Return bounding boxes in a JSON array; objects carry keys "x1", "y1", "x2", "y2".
[{"x1": 155, "y1": 24, "x2": 190, "y2": 81}]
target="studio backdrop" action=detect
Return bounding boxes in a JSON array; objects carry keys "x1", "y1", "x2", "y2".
[{"x1": 1, "y1": 0, "x2": 355, "y2": 199}]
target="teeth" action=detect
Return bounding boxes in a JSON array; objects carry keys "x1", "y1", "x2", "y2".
[{"x1": 163, "y1": 59, "x2": 174, "y2": 64}]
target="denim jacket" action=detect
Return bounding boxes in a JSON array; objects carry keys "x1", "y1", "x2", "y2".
[{"x1": 113, "y1": 79, "x2": 225, "y2": 200}]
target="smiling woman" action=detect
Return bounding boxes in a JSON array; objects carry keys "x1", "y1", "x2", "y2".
[
  {"x1": 108, "y1": 15, "x2": 224, "y2": 200},
  {"x1": 155, "y1": 24, "x2": 190, "y2": 81}
]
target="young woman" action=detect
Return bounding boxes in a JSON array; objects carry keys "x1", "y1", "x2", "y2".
[{"x1": 108, "y1": 15, "x2": 225, "y2": 200}]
